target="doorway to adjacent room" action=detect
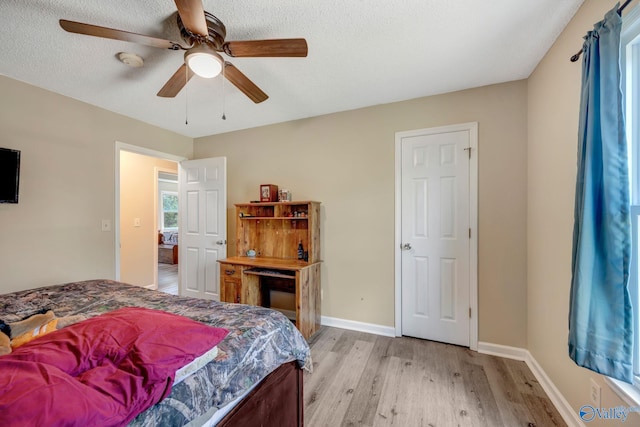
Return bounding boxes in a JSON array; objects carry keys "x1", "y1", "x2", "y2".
[
  {"x1": 157, "y1": 170, "x2": 179, "y2": 295},
  {"x1": 115, "y1": 142, "x2": 184, "y2": 292}
]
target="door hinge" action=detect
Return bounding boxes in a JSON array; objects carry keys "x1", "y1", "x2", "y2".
[
  {"x1": 469, "y1": 307, "x2": 472, "y2": 318},
  {"x1": 468, "y1": 228, "x2": 471, "y2": 239},
  {"x1": 464, "y1": 147, "x2": 471, "y2": 159}
]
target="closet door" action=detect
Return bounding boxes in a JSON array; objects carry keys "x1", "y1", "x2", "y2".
[{"x1": 399, "y1": 124, "x2": 476, "y2": 347}]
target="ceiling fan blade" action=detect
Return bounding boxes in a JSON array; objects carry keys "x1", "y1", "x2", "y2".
[
  {"x1": 223, "y1": 39, "x2": 308, "y2": 57},
  {"x1": 174, "y1": 0, "x2": 208, "y2": 37},
  {"x1": 59, "y1": 19, "x2": 182, "y2": 50},
  {"x1": 157, "y1": 64, "x2": 194, "y2": 97},
  {"x1": 224, "y1": 63, "x2": 268, "y2": 103}
]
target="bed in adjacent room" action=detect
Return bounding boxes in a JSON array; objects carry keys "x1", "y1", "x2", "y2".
[{"x1": 0, "y1": 279, "x2": 310, "y2": 426}]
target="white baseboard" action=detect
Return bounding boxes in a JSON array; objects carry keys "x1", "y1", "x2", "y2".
[
  {"x1": 525, "y1": 353, "x2": 585, "y2": 427},
  {"x1": 143, "y1": 283, "x2": 157, "y2": 290},
  {"x1": 320, "y1": 315, "x2": 396, "y2": 337},
  {"x1": 478, "y1": 342, "x2": 584, "y2": 427},
  {"x1": 477, "y1": 341, "x2": 528, "y2": 361}
]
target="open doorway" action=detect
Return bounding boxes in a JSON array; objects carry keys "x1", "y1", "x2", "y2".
[
  {"x1": 115, "y1": 142, "x2": 185, "y2": 292},
  {"x1": 157, "y1": 170, "x2": 179, "y2": 294}
]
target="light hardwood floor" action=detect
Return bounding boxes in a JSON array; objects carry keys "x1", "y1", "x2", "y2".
[
  {"x1": 158, "y1": 263, "x2": 178, "y2": 295},
  {"x1": 304, "y1": 327, "x2": 567, "y2": 427}
]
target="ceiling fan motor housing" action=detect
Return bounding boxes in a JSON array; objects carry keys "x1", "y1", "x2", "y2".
[{"x1": 178, "y1": 11, "x2": 226, "y2": 49}]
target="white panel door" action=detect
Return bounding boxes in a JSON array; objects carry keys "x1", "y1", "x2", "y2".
[
  {"x1": 179, "y1": 157, "x2": 226, "y2": 300},
  {"x1": 400, "y1": 127, "x2": 470, "y2": 346}
]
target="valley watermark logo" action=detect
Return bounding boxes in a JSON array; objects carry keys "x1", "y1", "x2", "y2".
[{"x1": 579, "y1": 405, "x2": 640, "y2": 422}]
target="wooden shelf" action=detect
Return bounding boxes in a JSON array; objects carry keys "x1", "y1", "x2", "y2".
[
  {"x1": 235, "y1": 201, "x2": 320, "y2": 263},
  {"x1": 240, "y1": 216, "x2": 308, "y2": 220},
  {"x1": 239, "y1": 201, "x2": 319, "y2": 206}
]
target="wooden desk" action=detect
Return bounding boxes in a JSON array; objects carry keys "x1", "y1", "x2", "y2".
[{"x1": 218, "y1": 256, "x2": 321, "y2": 340}]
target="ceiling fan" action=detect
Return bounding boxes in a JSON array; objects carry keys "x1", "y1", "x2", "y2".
[{"x1": 59, "y1": 0, "x2": 308, "y2": 103}]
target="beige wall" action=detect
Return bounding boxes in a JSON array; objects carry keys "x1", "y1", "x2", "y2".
[
  {"x1": 195, "y1": 80, "x2": 529, "y2": 347},
  {"x1": 0, "y1": 76, "x2": 192, "y2": 293},
  {"x1": 120, "y1": 151, "x2": 178, "y2": 287},
  {"x1": 528, "y1": 0, "x2": 638, "y2": 424}
]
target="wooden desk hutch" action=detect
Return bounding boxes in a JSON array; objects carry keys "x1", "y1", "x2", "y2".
[{"x1": 218, "y1": 201, "x2": 321, "y2": 340}]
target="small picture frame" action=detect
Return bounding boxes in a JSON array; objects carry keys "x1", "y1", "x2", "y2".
[
  {"x1": 279, "y1": 189, "x2": 291, "y2": 202},
  {"x1": 260, "y1": 184, "x2": 278, "y2": 202}
]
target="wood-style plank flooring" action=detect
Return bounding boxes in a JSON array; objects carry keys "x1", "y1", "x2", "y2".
[
  {"x1": 158, "y1": 263, "x2": 178, "y2": 295},
  {"x1": 304, "y1": 327, "x2": 566, "y2": 427}
]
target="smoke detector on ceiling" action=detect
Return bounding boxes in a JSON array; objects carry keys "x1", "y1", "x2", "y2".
[{"x1": 118, "y1": 52, "x2": 143, "y2": 68}]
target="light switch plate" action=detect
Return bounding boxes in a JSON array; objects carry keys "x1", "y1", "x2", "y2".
[
  {"x1": 134, "y1": 218, "x2": 141, "y2": 227},
  {"x1": 101, "y1": 219, "x2": 111, "y2": 232}
]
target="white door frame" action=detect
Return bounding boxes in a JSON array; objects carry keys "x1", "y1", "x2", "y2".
[
  {"x1": 114, "y1": 141, "x2": 187, "y2": 282},
  {"x1": 394, "y1": 122, "x2": 478, "y2": 351}
]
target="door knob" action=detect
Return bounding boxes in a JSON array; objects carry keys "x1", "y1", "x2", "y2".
[
  {"x1": 401, "y1": 243, "x2": 412, "y2": 250},
  {"x1": 216, "y1": 240, "x2": 227, "y2": 245}
]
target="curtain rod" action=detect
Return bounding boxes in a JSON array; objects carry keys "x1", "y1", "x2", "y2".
[{"x1": 569, "y1": 0, "x2": 633, "y2": 62}]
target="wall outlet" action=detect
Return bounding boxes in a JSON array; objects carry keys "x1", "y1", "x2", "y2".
[
  {"x1": 101, "y1": 219, "x2": 111, "y2": 232},
  {"x1": 590, "y1": 378, "x2": 601, "y2": 407}
]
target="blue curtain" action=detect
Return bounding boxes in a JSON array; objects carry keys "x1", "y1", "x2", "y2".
[{"x1": 569, "y1": 4, "x2": 633, "y2": 383}]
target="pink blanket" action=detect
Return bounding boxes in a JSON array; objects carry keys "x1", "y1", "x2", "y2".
[{"x1": 0, "y1": 307, "x2": 228, "y2": 426}]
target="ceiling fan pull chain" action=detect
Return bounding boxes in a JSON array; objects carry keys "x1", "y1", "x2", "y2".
[
  {"x1": 221, "y1": 64, "x2": 226, "y2": 120},
  {"x1": 185, "y1": 64, "x2": 189, "y2": 125}
]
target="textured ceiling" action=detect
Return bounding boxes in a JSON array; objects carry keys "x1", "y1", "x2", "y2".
[{"x1": 0, "y1": 0, "x2": 584, "y2": 138}]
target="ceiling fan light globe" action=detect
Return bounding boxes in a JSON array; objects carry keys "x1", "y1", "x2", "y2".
[
  {"x1": 185, "y1": 45, "x2": 223, "y2": 78},
  {"x1": 187, "y1": 53, "x2": 222, "y2": 78}
]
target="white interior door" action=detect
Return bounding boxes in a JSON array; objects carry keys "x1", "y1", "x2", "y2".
[
  {"x1": 179, "y1": 157, "x2": 227, "y2": 300},
  {"x1": 399, "y1": 124, "x2": 475, "y2": 347}
]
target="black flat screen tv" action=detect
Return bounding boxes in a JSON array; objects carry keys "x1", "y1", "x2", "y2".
[{"x1": 0, "y1": 148, "x2": 20, "y2": 204}]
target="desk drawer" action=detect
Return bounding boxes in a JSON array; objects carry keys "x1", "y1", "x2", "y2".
[{"x1": 220, "y1": 263, "x2": 242, "y2": 280}]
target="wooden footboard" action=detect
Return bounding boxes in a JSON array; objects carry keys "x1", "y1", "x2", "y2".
[{"x1": 217, "y1": 361, "x2": 303, "y2": 427}]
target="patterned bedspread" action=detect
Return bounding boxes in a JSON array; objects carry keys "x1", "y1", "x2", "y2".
[{"x1": 0, "y1": 280, "x2": 311, "y2": 426}]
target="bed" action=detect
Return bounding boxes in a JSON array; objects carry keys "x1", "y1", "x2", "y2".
[{"x1": 0, "y1": 279, "x2": 311, "y2": 426}]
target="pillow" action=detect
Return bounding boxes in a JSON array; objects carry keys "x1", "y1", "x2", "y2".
[{"x1": 10, "y1": 318, "x2": 59, "y2": 348}]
